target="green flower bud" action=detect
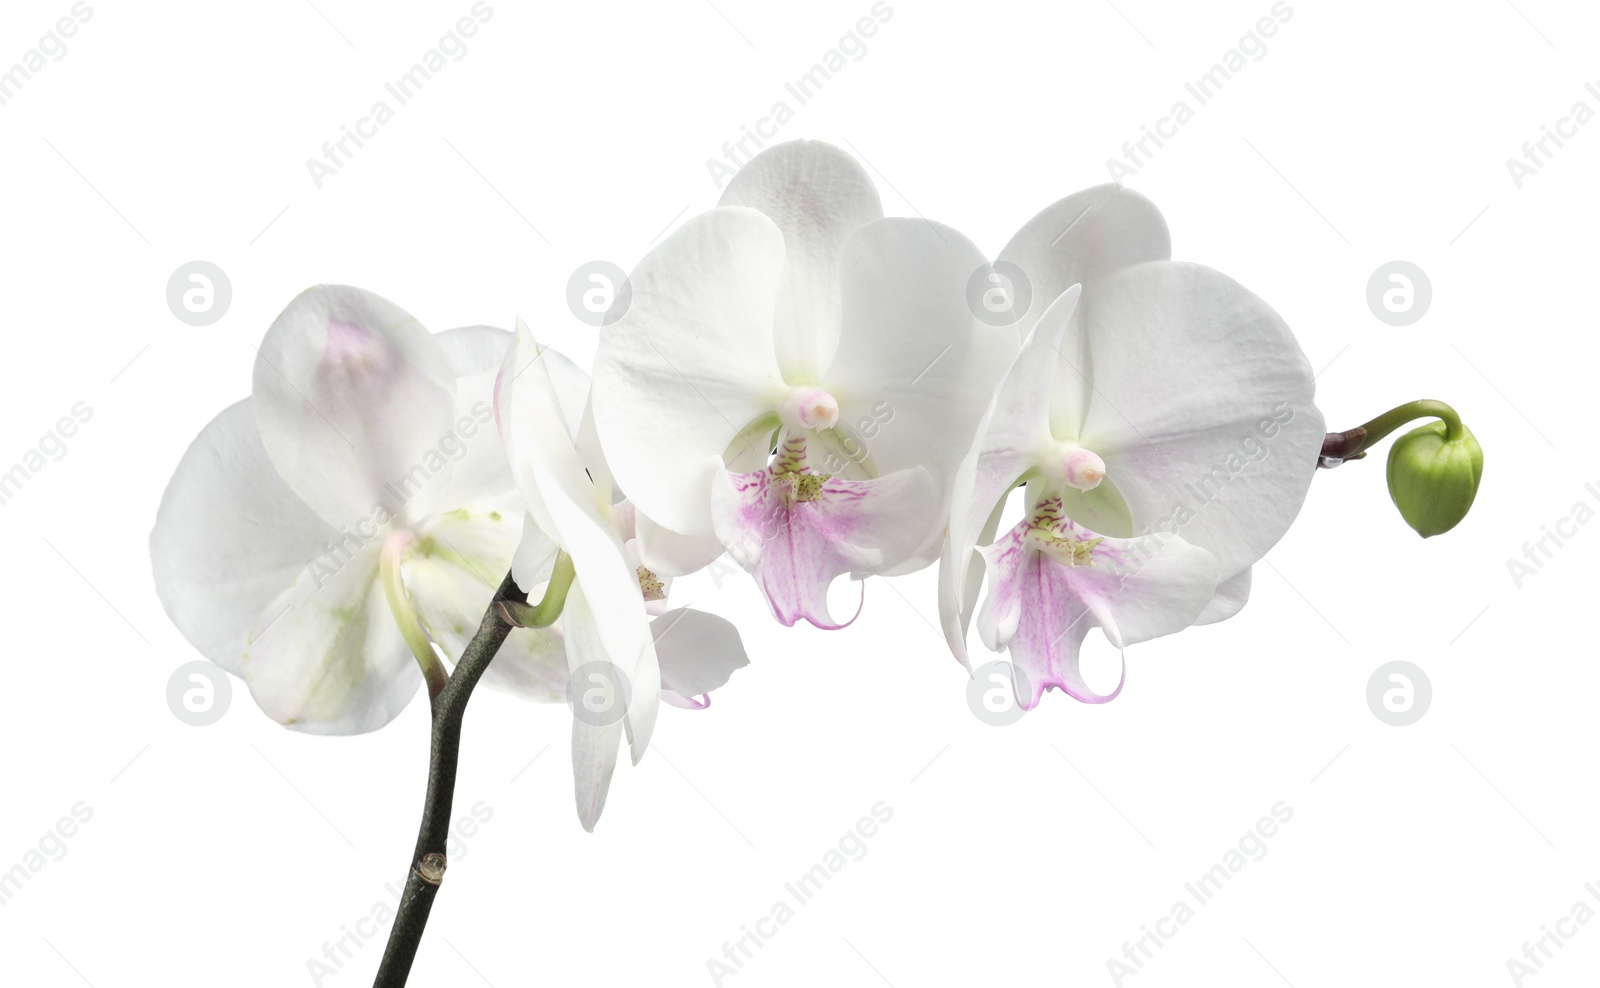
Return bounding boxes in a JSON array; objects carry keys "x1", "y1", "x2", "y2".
[{"x1": 1386, "y1": 420, "x2": 1483, "y2": 538}]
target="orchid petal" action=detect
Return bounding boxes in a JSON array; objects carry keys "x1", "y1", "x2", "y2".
[
  {"x1": 997, "y1": 184, "x2": 1171, "y2": 343},
  {"x1": 510, "y1": 510, "x2": 559, "y2": 594},
  {"x1": 402, "y1": 507, "x2": 566, "y2": 702},
  {"x1": 662, "y1": 692, "x2": 710, "y2": 710},
  {"x1": 651, "y1": 607, "x2": 749, "y2": 697},
  {"x1": 621, "y1": 632, "x2": 662, "y2": 761},
  {"x1": 433, "y1": 325, "x2": 514, "y2": 376},
  {"x1": 251, "y1": 286, "x2": 458, "y2": 527},
  {"x1": 427, "y1": 327, "x2": 525, "y2": 519},
  {"x1": 240, "y1": 544, "x2": 421, "y2": 734},
  {"x1": 562, "y1": 582, "x2": 625, "y2": 832},
  {"x1": 592, "y1": 207, "x2": 789, "y2": 536},
  {"x1": 499, "y1": 326, "x2": 660, "y2": 763},
  {"x1": 1195, "y1": 567, "x2": 1253, "y2": 626},
  {"x1": 541, "y1": 348, "x2": 594, "y2": 445},
  {"x1": 719, "y1": 139, "x2": 884, "y2": 382},
  {"x1": 151, "y1": 400, "x2": 337, "y2": 674},
  {"x1": 635, "y1": 510, "x2": 727, "y2": 577},
  {"x1": 488, "y1": 625, "x2": 571, "y2": 703},
  {"x1": 571, "y1": 711, "x2": 624, "y2": 833},
  {"x1": 1071, "y1": 261, "x2": 1325, "y2": 579},
  {"x1": 823, "y1": 218, "x2": 1018, "y2": 571},
  {"x1": 936, "y1": 491, "x2": 1004, "y2": 670},
  {"x1": 999, "y1": 186, "x2": 1170, "y2": 435},
  {"x1": 437, "y1": 323, "x2": 590, "y2": 435},
  {"x1": 825, "y1": 217, "x2": 1018, "y2": 491},
  {"x1": 404, "y1": 506, "x2": 519, "y2": 661},
  {"x1": 950, "y1": 288, "x2": 1080, "y2": 550},
  {"x1": 936, "y1": 543, "x2": 978, "y2": 669},
  {"x1": 937, "y1": 287, "x2": 1081, "y2": 665},
  {"x1": 422, "y1": 325, "x2": 588, "y2": 556}
]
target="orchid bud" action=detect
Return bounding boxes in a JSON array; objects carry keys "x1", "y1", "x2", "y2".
[{"x1": 1386, "y1": 420, "x2": 1483, "y2": 538}]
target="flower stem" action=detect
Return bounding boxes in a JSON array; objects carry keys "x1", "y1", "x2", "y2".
[
  {"x1": 1356, "y1": 399, "x2": 1464, "y2": 445},
  {"x1": 496, "y1": 551, "x2": 574, "y2": 629},
  {"x1": 371, "y1": 568, "x2": 537, "y2": 987},
  {"x1": 1319, "y1": 399, "x2": 1465, "y2": 466},
  {"x1": 380, "y1": 531, "x2": 449, "y2": 706}
]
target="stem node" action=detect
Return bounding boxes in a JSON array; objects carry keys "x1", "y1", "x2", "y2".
[
  {"x1": 371, "y1": 568, "x2": 549, "y2": 988},
  {"x1": 412, "y1": 853, "x2": 447, "y2": 886}
]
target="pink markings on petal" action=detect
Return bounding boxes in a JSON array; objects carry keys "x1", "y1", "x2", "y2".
[
  {"x1": 715, "y1": 466, "x2": 865, "y2": 629},
  {"x1": 712, "y1": 437, "x2": 931, "y2": 630},
  {"x1": 611, "y1": 501, "x2": 639, "y2": 542},
  {"x1": 311, "y1": 317, "x2": 411, "y2": 475},
  {"x1": 979, "y1": 500, "x2": 1145, "y2": 709},
  {"x1": 316, "y1": 318, "x2": 399, "y2": 397},
  {"x1": 661, "y1": 690, "x2": 710, "y2": 710}
]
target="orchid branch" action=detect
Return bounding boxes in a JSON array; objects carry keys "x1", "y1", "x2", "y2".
[{"x1": 372, "y1": 558, "x2": 569, "y2": 987}]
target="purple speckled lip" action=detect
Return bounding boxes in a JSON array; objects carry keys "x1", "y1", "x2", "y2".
[
  {"x1": 720, "y1": 464, "x2": 867, "y2": 630},
  {"x1": 714, "y1": 436, "x2": 918, "y2": 630},
  {"x1": 979, "y1": 496, "x2": 1147, "y2": 709}
]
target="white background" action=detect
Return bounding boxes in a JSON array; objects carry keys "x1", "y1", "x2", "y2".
[{"x1": 1, "y1": 1, "x2": 1597, "y2": 985}]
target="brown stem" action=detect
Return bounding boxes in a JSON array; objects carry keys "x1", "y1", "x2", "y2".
[{"x1": 371, "y1": 571, "x2": 527, "y2": 987}]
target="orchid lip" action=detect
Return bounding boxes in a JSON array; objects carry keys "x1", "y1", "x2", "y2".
[{"x1": 636, "y1": 564, "x2": 666, "y2": 602}]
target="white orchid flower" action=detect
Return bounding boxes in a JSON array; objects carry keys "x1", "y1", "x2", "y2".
[
  {"x1": 989, "y1": 185, "x2": 1325, "y2": 620},
  {"x1": 497, "y1": 323, "x2": 748, "y2": 830},
  {"x1": 591, "y1": 140, "x2": 1016, "y2": 628},
  {"x1": 150, "y1": 286, "x2": 576, "y2": 733},
  {"x1": 942, "y1": 187, "x2": 1326, "y2": 704},
  {"x1": 952, "y1": 291, "x2": 1219, "y2": 707}
]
